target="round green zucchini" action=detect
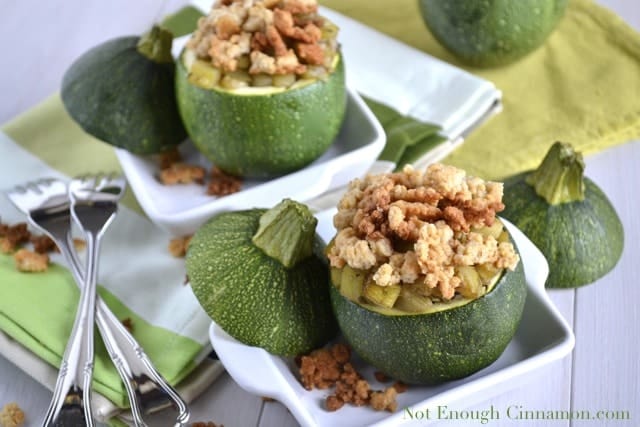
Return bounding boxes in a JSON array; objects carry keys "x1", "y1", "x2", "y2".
[
  {"x1": 502, "y1": 142, "x2": 624, "y2": 288},
  {"x1": 186, "y1": 199, "x2": 338, "y2": 356},
  {"x1": 329, "y1": 249, "x2": 527, "y2": 384},
  {"x1": 175, "y1": 51, "x2": 347, "y2": 179},
  {"x1": 61, "y1": 26, "x2": 187, "y2": 154},
  {"x1": 417, "y1": 0, "x2": 568, "y2": 67}
]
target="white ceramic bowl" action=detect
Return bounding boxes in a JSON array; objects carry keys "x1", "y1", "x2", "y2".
[
  {"x1": 209, "y1": 211, "x2": 575, "y2": 427},
  {"x1": 116, "y1": 87, "x2": 385, "y2": 236}
]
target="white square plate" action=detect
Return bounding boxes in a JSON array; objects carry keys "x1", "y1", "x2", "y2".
[
  {"x1": 116, "y1": 87, "x2": 385, "y2": 236},
  {"x1": 209, "y1": 211, "x2": 575, "y2": 427}
]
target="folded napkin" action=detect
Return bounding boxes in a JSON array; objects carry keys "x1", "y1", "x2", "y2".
[
  {"x1": 320, "y1": 0, "x2": 640, "y2": 180},
  {"x1": 182, "y1": 0, "x2": 503, "y2": 171},
  {"x1": 0, "y1": 132, "x2": 220, "y2": 422}
]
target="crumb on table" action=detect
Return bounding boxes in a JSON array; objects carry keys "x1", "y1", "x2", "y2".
[
  {"x1": 13, "y1": 249, "x2": 49, "y2": 273},
  {"x1": 297, "y1": 343, "x2": 406, "y2": 413},
  {"x1": 0, "y1": 402, "x2": 25, "y2": 427},
  {"x1": 169, "y1": 235, "x2": 192, "y2": 258}
]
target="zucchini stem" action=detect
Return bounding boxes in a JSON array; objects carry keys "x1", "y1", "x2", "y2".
[
  {"x1": 252, "y1": 199, "x2": 317, "y2": 268},
  {"x1": 137, "y1": 25, "x2": 174, "y2": 64},
  {"x1": 526, "y1": 142, "x2": 585, "y2": 205}
]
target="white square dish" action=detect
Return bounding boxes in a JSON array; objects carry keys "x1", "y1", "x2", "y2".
[
  {"x1": 208, "y1": 210, "x2": 575, "y2": 427},
  {"x1": 116, "y1": 87, "x2": 385, "y2": 236}
]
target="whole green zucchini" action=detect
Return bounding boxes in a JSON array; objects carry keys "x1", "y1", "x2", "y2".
[{"x1": 501, "y1": 142, "x2": 624, "y2": 288}]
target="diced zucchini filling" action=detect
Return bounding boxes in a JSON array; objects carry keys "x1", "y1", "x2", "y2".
[
  {"x1": 186, "y1": 49, "x2": 338, "y2": 92},
  {"x1": 331, "y1": 220, "x2": 509, "y2": 315},
  {"x1": 183, "y1": 0, "x2": 340, "y2": 92}
]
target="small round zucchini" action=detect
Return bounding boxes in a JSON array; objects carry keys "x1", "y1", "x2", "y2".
[
  {"x1": 186, "y1": 199, "x2": 338, "y2": 356},
  {"x1": 501, "y1": 142, "x2": 624, "y2": 288},
  {"x1": 61, "y1": 26, "x2": 187, "y2": 154}
]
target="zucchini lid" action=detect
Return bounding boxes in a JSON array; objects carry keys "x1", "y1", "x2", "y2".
[
  {"x1": 61, "y1": 26, "x2": 187, "y2": 154},
  {"x1": 187, "y1": 200, "x2": 338, "y2": 356}
]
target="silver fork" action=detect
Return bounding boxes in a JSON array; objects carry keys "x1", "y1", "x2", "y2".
[{"x1": 6, "y1": 177, "x2": 190, "y2": 426}]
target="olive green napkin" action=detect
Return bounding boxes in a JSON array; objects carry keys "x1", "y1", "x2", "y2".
[
  {"x1": 364, "y1": 97, "x2": 447, "y2": 169},
  {"x1": 321, "y1": 0, "x2": 640, "y2": 180}
]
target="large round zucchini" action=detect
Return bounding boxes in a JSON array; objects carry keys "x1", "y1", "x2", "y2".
[
  {"x1": 175, "y1": 52, "x2": 346, "y2": 179},
  {"x1": 329, "y1": 241, "x2": 526, "y2": 385}
]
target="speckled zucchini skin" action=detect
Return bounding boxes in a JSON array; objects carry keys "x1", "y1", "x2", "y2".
[
  {"x1": 175, "y1": 53, "x2": 346, "y2": 179},
  {"x1": 186, "y1": 209, "x2": 338, "y2": 356},
  {"x1": 61, "y1": 37, "x2": 187, "y2": 154},
  {"x1": 418, "y1": 0, "x2": 568, "y2": 67},
  {"x1": 502, "y1": 172, "x2": 624, "y2": 288},
  {"x1": 329, "y1": 249, "x2": 526, "y2": 385}
]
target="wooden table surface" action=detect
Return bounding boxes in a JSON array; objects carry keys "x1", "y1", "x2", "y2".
[{"x1": 1, "y1": 1, "x2": 639, "y2": 426}]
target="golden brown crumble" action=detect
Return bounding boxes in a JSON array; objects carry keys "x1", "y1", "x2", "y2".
[
  {"x1": 191, "y1": 422, "x2": 224, "y2": 427},
  {"x1": 158, "y1": 148, "x2": 183, "y2": 170},
  {"x1": 14, "y1": 249, "x2": 49, "y2": 273},
  {"x1": 0, "y1": 223, "x2": 30, "y2": 253},
  {"x1": 207, "y1": 166, "x2": 243, "y2": 196},
  {"x1": 169, "y1": 235, "x2": 193, "y2": 258},
  {"x1": 328, "y1": 164, "x2": 520, "y2": 301},
  {"x1": 72, "y1": 238, "x2": 87, "y2": 252},
  {"x1": 392, "y1": 381, "x2": 408, "y2": 393},
  {"x1": 187, "y1": 0, "x2": 338, "y2": 77},
  {"x1": 159, "y1": 163, "x2": 206, "y2": 185},
  {"x1": 298, "y1": 343, "x2": 405, "y2": 413},
  {"x1": 0, "y1": 402, "x2": 25, "y2": 427},
  {"x1": 374, "y1": 371, "x2": 390, "y2": 383},
  {"x1": 369, "y1": 387, "x2": 398, "y2": 412},
  {"x1": 31, "y1": 235, "x2": 57, "y2": 254}
]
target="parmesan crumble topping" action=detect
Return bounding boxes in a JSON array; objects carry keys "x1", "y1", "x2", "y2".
[{"x1": 328, "y1": 164, "x2": 520, "y2": 301}]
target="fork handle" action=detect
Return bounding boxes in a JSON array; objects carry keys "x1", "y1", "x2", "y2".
[
  {"x1": 62, "y1": 233, "x2": 190, "y2": 426},
  {"x1": 96, "y1": 305, "x2": 191, "y2": 424},
  {"x1": 42, "y1": 262, "x2": 96, "y2": 427}
]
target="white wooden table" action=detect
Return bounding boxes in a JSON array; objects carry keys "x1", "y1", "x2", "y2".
[{"x1": 1, "y1": 1, "x2": 639, "y2": 426}]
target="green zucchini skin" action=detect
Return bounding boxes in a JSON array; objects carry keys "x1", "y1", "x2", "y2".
[
  {"x1": 61, "y1": 37, "x2": 187, "y2": 154},
  {"x1": 330, "y1": 252, "x2": 526, "y2": 385},
  {"x1": 502, "y1": 172, "x2": 624, "y2": 288},
  {"x1": 175, "y1": 53, "x2": 347, "y2": 179},
  {"x1": 186, "y1": 209, "x2": 338, "y2": 356}
]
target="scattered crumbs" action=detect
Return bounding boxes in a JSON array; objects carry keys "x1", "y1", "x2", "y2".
[
  {"x1": 159, "y1": 163, "x2": 206, "y2": 185},
  {"x1": 14, "y1": 249, "x2": 49, "y2": 273},
  {"x1": 298, "y1": 343, "x2": 406, "y2": 413},
  {"x1": 72, "y1": 238, "x2": 87, "y2": 252},
  {"x1": 261, "y1": 396, "x2": 276, "y2": 402},
  {"x1": 0, "y1": 238, "x2": 13, "y2": 254},
  {"x1": 31, "y1": 235, "x2": 57, "y2": 254},
  {"x1": 392, "y1": 381, "x2": 408, "y2": 393},
  {"x1": 121, "y1": 317, "x2": 134, "y2": 333},
  {"x1": 191, "y1": 422, "x2": 224, "y2": 427},
  {"x1": 0, "y1": 223, "x2": 31, "y2": 253},
  {"x1": 0, "y1": 402, "x2": 25, "y2": 427},
  {"x1": 206, "y1": 166, "x2": 242, "y2": 197},
  {"x1": 169, "y1": 235, "x2": 192, "y2": 258},
  {"x1": 374, "y1": 371, "x2": 390, "y2": 383},
  {"x1": 158, "y1": 147, "x2": 183, "y2": 170}
]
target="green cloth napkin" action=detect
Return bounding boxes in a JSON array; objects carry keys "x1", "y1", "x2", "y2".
[
  {"x1": 364, "y1": 97, "x2": 447, "y2": 169},
  {"x1": 321, "y1": 0, "x2": 640, "y2": 180},
  {"x1": 0, "y1": 254, "x2": 201, "y2": 407}
]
